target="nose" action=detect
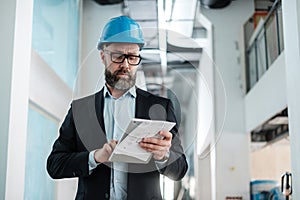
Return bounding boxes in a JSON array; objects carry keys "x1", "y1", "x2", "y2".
[{"x1": 120, "y1": 57, "x2": 130, "y2": 70}]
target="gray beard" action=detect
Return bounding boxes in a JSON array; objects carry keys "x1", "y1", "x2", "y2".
[{"x1": 105, "y1": 68, "x2": 136, "y2": 90}]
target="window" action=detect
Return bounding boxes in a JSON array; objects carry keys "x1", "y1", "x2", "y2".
[{"x1": 32, "y1": 0, "x2": 80, "y2": 88}]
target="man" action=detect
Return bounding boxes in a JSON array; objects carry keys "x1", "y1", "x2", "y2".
[{"x1": 47, "y1": 15, "x2": 188, "y2": 200}]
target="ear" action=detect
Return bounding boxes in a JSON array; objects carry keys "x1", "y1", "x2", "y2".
[{"x1": 100, "y1": 51, "x2": 105, "y2": 64}]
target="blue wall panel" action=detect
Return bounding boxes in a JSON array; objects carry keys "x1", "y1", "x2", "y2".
[{"x1": 24, "y1": 108, "x2": 58, "y2": 200}]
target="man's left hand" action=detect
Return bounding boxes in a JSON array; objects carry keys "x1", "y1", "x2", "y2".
[{"x1": 139, "y1": 131, "x2": 172, "y2": 161}]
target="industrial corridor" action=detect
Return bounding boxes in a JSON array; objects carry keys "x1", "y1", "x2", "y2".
[{"x1": 1, "y1": 0, "x2": 300, "y2": 199}]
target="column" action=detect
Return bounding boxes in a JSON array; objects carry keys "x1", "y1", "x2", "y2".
[
  {"x1": 200, "y1": 0, "x2": 254, "y2": 199},
  {"x1": 282, "y1": 0, "x2": 300, "y2": 198},
  {"x1": 0, "y1": 1, "x2": 17, "y2": 198},
  {"x1": 0, "y1": 0, "x2": 34, "y2": 199}
]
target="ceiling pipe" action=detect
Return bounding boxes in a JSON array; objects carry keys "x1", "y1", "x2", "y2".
[
  {"x1": 167, "y1": 0, "x2": 202, "y2": 51},
  {"x1": 93, "y1": 0, "x2": 123, "y2": 5},
  {"x1": 200, "y1": 0, "x2": 231, "y2": 9}
]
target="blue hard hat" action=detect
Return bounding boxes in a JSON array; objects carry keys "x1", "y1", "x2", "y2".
[{"x1": 97, "y1": 16, "x2": 144, "y2": 50}]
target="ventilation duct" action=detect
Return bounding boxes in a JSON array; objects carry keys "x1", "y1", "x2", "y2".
[
  {"x1": 200, "y1": 0, "x2": 231, "y2": 8},
  {"x1": 93, "y1": 0, "x2": 123, "y2": 5}
]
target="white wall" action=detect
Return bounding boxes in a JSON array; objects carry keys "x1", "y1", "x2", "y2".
[
  {"x1": 0, "y1": 0, "x2": 34, "y2": 199},
  {"x1": 282, "y1": 0, "x2": 300, "y2": 198},
  {"x1": 200, "y1": 0, "x2": 254, "y2": 199},
  {"x1": 251, "y1": 139, "x2": 291, "y2": 182},
  {"x1": 195, "y1": 14, "x2": 215, "y2": 200},
  {"x1": 196, "y1": 148, "x2": 212, "y2": 200},
  {"x1": 245, "y1": 53, "x2": 287, "y2": 132},
  {"x1": 30, "y1": 51, "x2": 73, "y2": 120},
  {"x1": 0, "y1": 1, "x2": 17, "y2": 198}
]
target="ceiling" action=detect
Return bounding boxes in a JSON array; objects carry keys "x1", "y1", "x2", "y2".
[
  {"x1": 251, "y1": 108, "x2": 289, "y2": 143},
  {"x1": 123, "y1": 0, "x2": 203, "y2": 64},
  {"x1": 93, "y1": 0, "x2": 275, "y2": 67}
]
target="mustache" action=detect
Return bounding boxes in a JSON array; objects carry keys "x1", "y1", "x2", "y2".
[{"x1": 114, "y1": 69, "x2": 130, "y2": 76}]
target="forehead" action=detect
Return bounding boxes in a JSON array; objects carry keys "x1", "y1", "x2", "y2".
[{"x1": 105, "y1": 43, "x2": 140, "y2": 53}]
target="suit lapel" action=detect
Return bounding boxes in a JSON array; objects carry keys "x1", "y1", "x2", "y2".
[
  {"x1": 95, "y1": 88, "x2": 106, "y2": 134},
  {"x1": 135, "y1": 88, "x2": 151, "y2": 119}
]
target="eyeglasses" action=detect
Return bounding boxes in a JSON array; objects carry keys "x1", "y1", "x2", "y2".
[{"x1": 104, "y1": 50, "x2": 142, "y2": 66}]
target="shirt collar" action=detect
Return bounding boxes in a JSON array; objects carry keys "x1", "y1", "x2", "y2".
[{"x1": 103, "y1": 84, "x2": 136, "y2": 99}]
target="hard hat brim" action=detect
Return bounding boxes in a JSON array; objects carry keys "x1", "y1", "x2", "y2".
[
  {"x1": 97, "y1": 16, "x2": 145, "y2": 50},
  {"x1": 97, "y1": 34, "x2": 144, "y2": 50}
]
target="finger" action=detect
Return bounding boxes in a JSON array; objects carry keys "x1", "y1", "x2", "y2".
[
  {"x1": 142, "y1": 137, "x2": 162, "y2": 145},
  {"x1": 103, "y1": 143, "x2": 114, "y2": 154},
  {"x1": 139, "y1": 141, "x2": 166, "y2": 151},
  {"x1": 159, "y1": 131, "x2": 172, "y2": 140},
  {"x1": 109, "y1": 140, "x2": 118, "y2": 149},
  {"x1": 111, "y1": 139, "x2": 118, "y2": 144},
  {"x1": 142, "y1": 137, "x2": 171, "y2": 148}
]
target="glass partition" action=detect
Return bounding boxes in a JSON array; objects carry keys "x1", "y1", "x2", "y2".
[
  {"x1": 257, "y1": 29, "x2": 268, "y2": 78},
  {"x1": 246, "y1": 0, "x2": 283, "y2": 92},
  {"x1": 24, "y1": 107, "x2": 58, "y2": 200},
  {"x1": 32, "y1": 0, "x2": 80, "y2": 88}
]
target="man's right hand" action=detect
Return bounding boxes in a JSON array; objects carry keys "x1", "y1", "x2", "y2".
[{"x1": 94, "y1": 140, "x2": 118, "y2": 163}]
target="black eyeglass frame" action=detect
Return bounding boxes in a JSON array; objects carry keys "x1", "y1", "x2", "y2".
[{"x1": 104, "y1": 50, "x2": 142, "y2": 66}]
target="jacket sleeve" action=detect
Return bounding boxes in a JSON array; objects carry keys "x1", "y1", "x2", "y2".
[
  {"x1": 47, "y1": 107, "x2": 90, "y2": 179},
  {"x1": 160, "y1": 100, "x2": 188, "y2": 181}
]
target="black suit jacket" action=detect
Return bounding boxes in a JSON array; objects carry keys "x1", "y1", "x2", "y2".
[{"x1": 47, "y1": 87, "x2": 188, "y2": 200}]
